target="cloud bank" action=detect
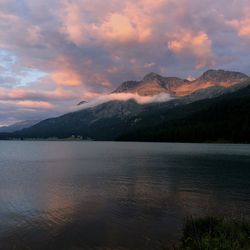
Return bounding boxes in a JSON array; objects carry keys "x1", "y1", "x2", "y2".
[
  {"x1": 0, "y1": 0, "x2": 250, "y2": 125},
  {"x1": 73, "y1": 93, "x2": 174, "y2": 111}
]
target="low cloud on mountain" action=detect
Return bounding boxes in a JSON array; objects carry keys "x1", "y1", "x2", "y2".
[{"x1": 73, "y1": 92, "x2": 174, "y2": 111}]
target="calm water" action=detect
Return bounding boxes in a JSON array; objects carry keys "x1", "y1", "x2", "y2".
[{"x1": 0, "y1": 141, "x2": 250, "y2": 249}]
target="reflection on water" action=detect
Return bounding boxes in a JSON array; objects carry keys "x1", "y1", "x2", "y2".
[{"x1": 0, "y1": 141, "x2": 250, "y2": 249}]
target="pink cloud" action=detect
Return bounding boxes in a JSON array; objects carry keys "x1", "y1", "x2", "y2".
[
  {"x1": 52, "y1": 70, "x2": 82, "y2": 87},
  {"x1": 227, "y1": 18, "x2": 250, "y2": 38},
  {"x1": 17, "y1": 101, "x2": 55, "y2": 109},
  {"x1": 0, "y1": 87, "x2": 79, "y2": 101},
  {"x1": 98, "y1": 13, "x2": 151, "y2": 43},
  {"x1": 56, "y1": 0, "x2": 167, "y2": 45},
  {"x1": 168, "y1": 31, "x2": 215, "y2": 69}
]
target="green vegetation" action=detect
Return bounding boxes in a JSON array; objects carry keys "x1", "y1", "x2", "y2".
[{"x1": 176, "y1": 216, "x2": 250, "y2": 250}]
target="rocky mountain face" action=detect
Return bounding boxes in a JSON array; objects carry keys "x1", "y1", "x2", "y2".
[
  {"x1": 113, "y1": 70, "x2": 248, "y2": 97},
  {"x1": 113, "y1": 72, "x2": 189, "y2": 96},
  {"x1": 173, "y1": 69, "x2": 248, "y2": 96}
]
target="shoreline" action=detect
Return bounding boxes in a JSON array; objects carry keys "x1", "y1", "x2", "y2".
[{"x1": 0, "y1": 138, "x2": 250, "y2": 145}]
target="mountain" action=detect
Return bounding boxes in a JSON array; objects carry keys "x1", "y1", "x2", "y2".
[
  {"x1": 0, "y1": 120, "x2": 40, "y2": 133},
  {"x1": 9, "y1": 100, "x2": 148, "y2": 140},
  {"x1": 2, "y1": 78, "x2": 250, "y2": 142},
  {"x1": 0, "y1": 69, "x2": 249, "y2": 142},
  {"x1": 173, "y1": 69, "x2": 248, "y2": 96},
  {"x1": 113, "y1": 70, "x2": 248, "y2": 96},
  {"x1": 113, "y1": 72, "x2": 190, "y2": 96},
  {"x1": 118, "y1": 81, "x2": 250, "y2": 143}
]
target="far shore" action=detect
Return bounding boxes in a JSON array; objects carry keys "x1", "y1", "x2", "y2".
[{"x1": 0, "y1": 138, "x2": 250, "y2": 145}]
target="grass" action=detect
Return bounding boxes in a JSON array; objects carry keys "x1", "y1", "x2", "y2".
[{"x1": 176, "y1": 216, "x2": 250, "y2": 250}]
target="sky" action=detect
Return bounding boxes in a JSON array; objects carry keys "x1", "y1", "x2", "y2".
[{"x1": 0, "y1": 0, "x2": 250, "y2": 126}]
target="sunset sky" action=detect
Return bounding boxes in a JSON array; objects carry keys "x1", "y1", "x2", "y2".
[{"x1": 0, "y1": 0, "x2": 250, "y2": 126}]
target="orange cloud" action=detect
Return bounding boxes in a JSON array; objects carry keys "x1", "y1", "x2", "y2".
[
  {"x1": 52, "y1": 70, "x2": 82, "y2": 87},
  {"x1": 50, "y1": 56, "x2": 83, "y2": 87},
  {"x1": 56, "y1": 0, "x2": 166, "y2": 45},
  {"x1": 0, "y1": 87, "x2": 79, "y2": 101},
  {"x1": 96, "y1": 0, "x2": 166, "y2": 43},
  {"x1": 99, "y1": 13, "x2": 143, "y2": 43},
  {"x1": 168, "y1": 31, "x2": 215, "y2": 69},
  {"x1": 17, "y1": 101, "x2": 54, "y2": 109},
  {"x1": 8, "y1": 89, "x2": 30, "y2": 99},
  {"x1": 97, "y1": 0, "x2": 160, "y2": 44},
  {"x1": 138, "y1": 0, "x2": 165, "y2": 9}
]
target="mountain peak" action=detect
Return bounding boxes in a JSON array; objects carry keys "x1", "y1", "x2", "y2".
[
  {"x1": 112, "y1": 80, "x2": 139, "y2": 94},
  {"x1": 200, "y1": 69, "x2": 248, "y2": 81},
  {"x1": 142, "y1": 72, "x2": 163, "y2": 81},
  {"x1": 113, "y1": 69, "x2": 249, "y2": 97}
]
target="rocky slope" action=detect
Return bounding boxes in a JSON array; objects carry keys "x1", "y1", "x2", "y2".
[
  {"x1": 113, "y1": 72, "x2": 189, "y2": 96},
  {"x1": 173, "y1": 69, "x2": 248, "y2": 96}
]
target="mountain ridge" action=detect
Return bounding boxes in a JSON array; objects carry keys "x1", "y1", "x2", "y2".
[
  {"x1": 1, "y1": 69, "x2": 250, "y2": 142},
  {"x1": 113, "y1": 69, "x2": 248, "y2": 97},
  {"x1": 1, "y1": 78, "x2": 250, "y2": 141}
]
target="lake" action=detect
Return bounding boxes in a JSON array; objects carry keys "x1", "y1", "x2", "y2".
[{"x1": 0, "y1": 141, "x2": 250, "y2": 249}]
